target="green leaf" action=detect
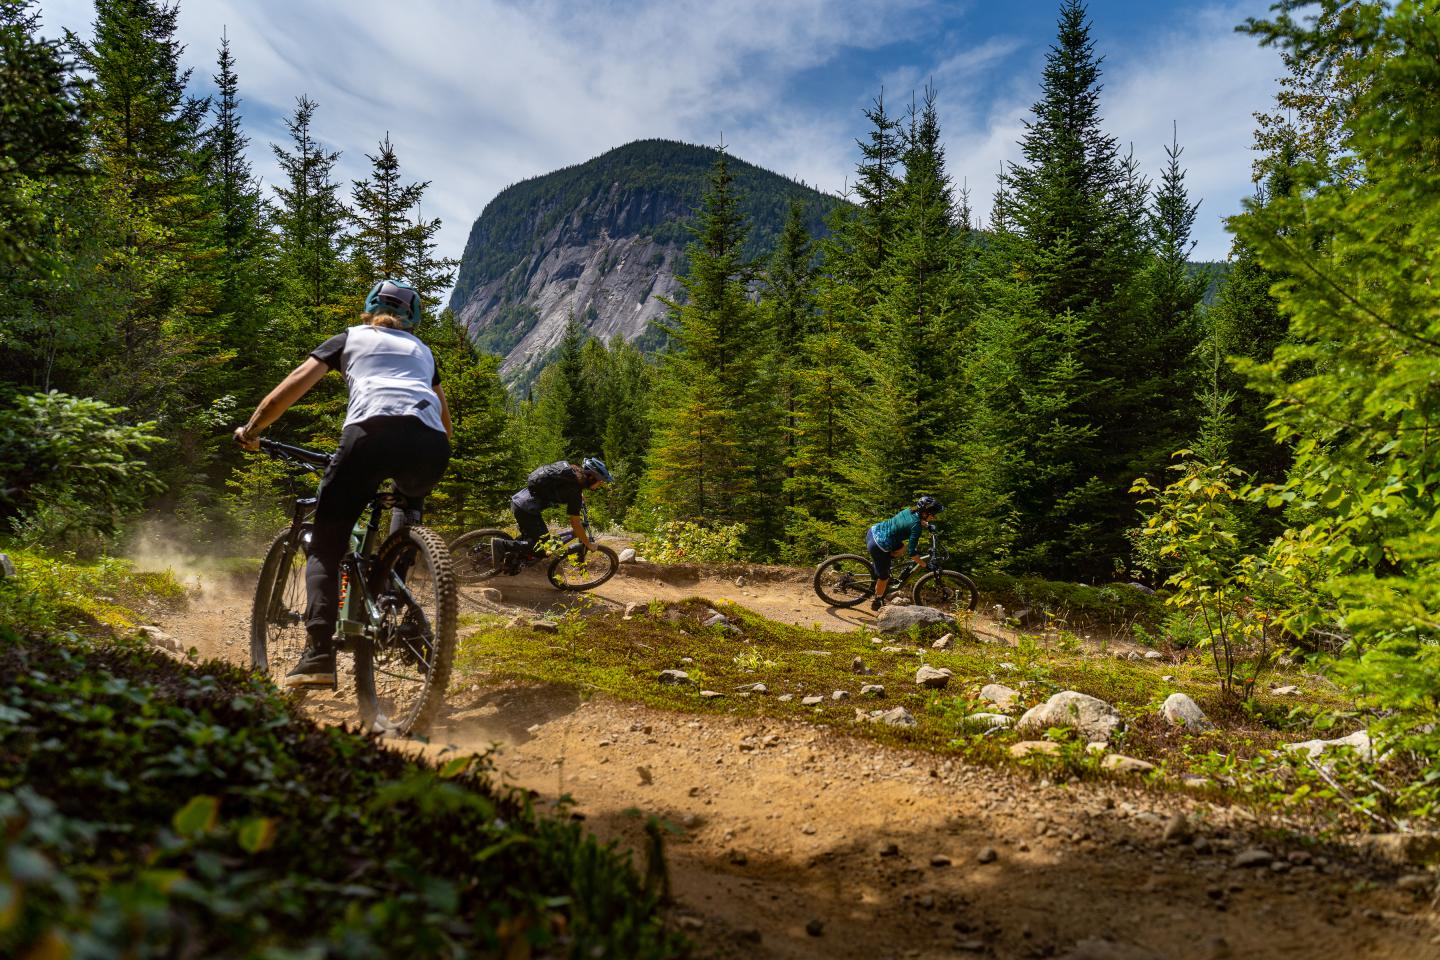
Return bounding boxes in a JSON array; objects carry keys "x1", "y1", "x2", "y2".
[
  {"x1": 237, "y1": 816, "x2": 277, "y2": 854},
  {"x1": 438, "y1": 756, "x2": 472, "y2": 779},
  {"x1": 172, "y1": 795, "x2": 219, "y2": 838}
]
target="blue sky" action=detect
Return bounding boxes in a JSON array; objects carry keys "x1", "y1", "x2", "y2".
[{"x1": 36, "y1": 0, "x2": 1282, "y2": 273}]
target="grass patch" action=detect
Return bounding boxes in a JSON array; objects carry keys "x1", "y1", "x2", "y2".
[
  {"x1": 0, "y1": 546, "x2": 189, "y2": 636},
  {"x1": 452, "y1": 598, "x2": 1416, "y2": 831},
  {"x1": 0, "y1": 629, "x2": 684, "y2": 958}
]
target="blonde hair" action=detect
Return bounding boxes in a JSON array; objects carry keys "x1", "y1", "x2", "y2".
[{"x1": 361, "y1": 310, "x2": 407, "y2": 329}]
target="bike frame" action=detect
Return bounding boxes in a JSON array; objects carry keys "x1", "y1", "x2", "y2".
[{"x1": 883, "y1": 529, "x2": 945, "y2": 596}]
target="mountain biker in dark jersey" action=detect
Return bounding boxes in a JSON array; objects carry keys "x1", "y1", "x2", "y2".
[
  {"x1": 866, "y1": 496, "x2": 942, "y2": 611},
  {"x1": 491, "y1": 458, "x2": 611, "y2": 572},
  {"x1": 234, "y1": 279, "x2": 452, "y2": 687}
]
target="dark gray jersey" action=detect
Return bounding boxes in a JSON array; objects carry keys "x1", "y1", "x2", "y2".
[{"x1": 310, "y1": 325, "x2": 444, "y2": 434}]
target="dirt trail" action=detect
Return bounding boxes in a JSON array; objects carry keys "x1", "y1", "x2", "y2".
[{"x1": 155, "y1": 565, "x2": 1440, "y2": 960}]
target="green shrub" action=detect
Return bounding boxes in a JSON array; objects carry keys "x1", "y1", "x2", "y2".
[
  {"x1": 0, "y1": 391, "x2": 163, "y2": 552},
  {"x1": 0, "y1": 548, "x2": 187, "y2": 636},
  {"x1": 635, "y1": 513, "x2": 746, "y2": 564},
  {"x1": 0, "y1": 631, "x2": 684, "y2": 958}
]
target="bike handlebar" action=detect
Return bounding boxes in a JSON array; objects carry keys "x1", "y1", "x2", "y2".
[{"x1": 257, "y1": 437, "x2": 332, "y2": 469}]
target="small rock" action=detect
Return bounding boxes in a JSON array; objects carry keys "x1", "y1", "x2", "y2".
[
  {"x1": 658, "y1": 669, "x2": 691, "y2": 685},
  {"x1": 1143, "y1": 650, "x2": 1165, "y2": 661},
  {"x1": 702, "y1": 612, "x2": 729, "y2": 628},
  {"x1": 1012, "y1": 607, "x2": 1046, "y2": 629},
  {"x1": 699, "y1": 690, "x2": 724, "y2": 699},
  {"x1": 915, "y1": 665, "x2": 953, "y2": 689},
  {"x1": 1162, "y1": 674, "x2": 1175, "y2": 682},
  {"x1": 473, "y1": 587, "x2": 502, "y2": 602},
  {"x1": 966, "y1": 713, "x2": 1013, "y2": 730},
  {"x1": 860, "y1": 684, "x2": 886, "y2": 697},
  {"x1": 728, "y1": 849, "x2": 748, "y2": 866},
  {"x1": 1162, "y1": 693, "x2": 1213, "y2": 731},
  {"x1": 1162, "y1": 812, "x2": 1193, "y2": 845},
  {"x1": 504, "y1": 616, "x2": 523, "y2": 629},
  {"x1": 998, "y1": 661, "x2": 1017, "y2": 671},
  {"x1": 677, "y1": 915, "x2": 704, "y2": 931},
  {"x1": 956, "y1": 940, "x2": 986, "y2": 953},
  {"x1": 636, "y1": 765, "x2": 653, "y2": 785},
  {"x1": 1009, "y1": 741, "x2": 1060, "y2": 758},
  {"x1": 851, "y1": 656, "x2": 866, "y2": 673},
  {"x1": 979, "y1": 683, "x2": 1022, "y2": 712},
  {"x1": 737, "y1": 682, "x2": 767, "y2": 694},
  {"x1": 1353, "y1": 832, "x2": 1440, "y2": 865},
  {"x1": 881, "y1": 645, "x2": 905, "y2": 653},
  {"x1": 1233, "y1": 848, "x2": 1273, "y2": 869},
  {"x1": 0, "y1": 553, "x2": 14, "y2": 579},
  {"x1": 930, "y1": 854, "x2": 952, "y2": 867},
  {"x1": 735, "y1": 575, "x2": 747, "y2": 587},
  {"x1": 801, "y1": 823, "x2": 817, "y2": 835},
  {"x1": 623, "y1": 601, "x2": 641, "y2": 619},
  {"x1": 879, "y1": 842, "x2": 900, "y2": 857},
  {"x1": 871, "y1": 707, "x2": 917, "y2": 727},
  {"x1": 777, "y1": 694, "x2": 794, "y2": 702},
  {"x1": 1397, "y1": 874, "x2": 1434, "y2": 894},
  {"x1": 531, "y1": 619, "x2": 559, "y2": 633},
  {"x1": 801, "y1": 695, "x2": 825, "y2": 706},
  {"x1": 1284, "y1": 730, "x2": 1374, "y2": 762},
  {"x1": 977, "y1": 847, "x2": 998, "y2": 864},
  {"x1": 680, "y1": 656, "x2": 695, "y2": 664},
  {"x1": 831, "y1": 690, "x2": 849, "y2": 701},
  {"x1": 1057, "y1": 939, "x2": 1164, "y2": 960},
  {"x1": 1271, "y1": 684, "x2": 1301, "y2": 695},
  {"x1": 618, "y1": 547, "x2": 637, "y2": 563},
  {"x1": 1101, "y1": 754, "x2": 1156, "y2": 775},
  {"x1": 806, "y1": 918, "x2": 825, "y2": 937},
  {"x1": 931, "y1": 632, "x2": 954, "y2": 650}
]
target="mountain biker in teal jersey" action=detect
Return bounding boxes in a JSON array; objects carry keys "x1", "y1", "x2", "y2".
[
  {"x1": 234, "y1": 279, "x2": 452, "y2": 687},
  {"x1": 866, "y1": 496, "x2": 942, "y2": 611},
  {"x1": 491, "y1": 458, "x2": 611, "y2": 572}
]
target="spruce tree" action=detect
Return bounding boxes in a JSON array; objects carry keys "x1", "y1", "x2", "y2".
[
  {"x1": 981, "y1": 0, "x2": 1153, "y2": 577},
  {"x1": 350, "y1": 133, "x2": 424, "y2": 283}
]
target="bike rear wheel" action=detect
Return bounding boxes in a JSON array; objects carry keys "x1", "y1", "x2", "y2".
[
  {"x1": 355, "y1": 524, "x2": 458, "y2": 736},
  {"x1": 547, "y1": 543, "x2": 619, "y2": 590},
  {"x1": 813, "y1": 554, "x2": 877, "y2": 608},
  {"x1": 450, "y1": 528, "x2": 514, "y2": 584},
  {"x1": 250, "y1": 529, "x2": 309, "y2": 684},
  {"x1": 912, "y1": 569, "x2": 979, "y2": 614}
]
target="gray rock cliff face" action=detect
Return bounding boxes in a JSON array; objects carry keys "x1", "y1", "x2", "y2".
[{"x1": 448, "y1": 139, "x2": 842, "y2": 384}]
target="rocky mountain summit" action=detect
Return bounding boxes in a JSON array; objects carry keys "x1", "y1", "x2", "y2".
[{"x1": 447, "y1": 139, "x2": 841, "y2": 383}]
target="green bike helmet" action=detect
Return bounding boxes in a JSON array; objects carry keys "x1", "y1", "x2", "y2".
[{"x1": 364, "y1": 278, "x2": 422, "y2": 330}]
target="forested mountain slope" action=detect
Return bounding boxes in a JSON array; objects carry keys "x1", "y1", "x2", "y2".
[{"x1": 447, "y1": 139, "x2": 842, "y2": 381}]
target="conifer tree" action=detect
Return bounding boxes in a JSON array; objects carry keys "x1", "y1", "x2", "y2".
[
  {"x1": 762, "y1": 199, "x2": 817, "y2": 543},
  {"x1": 350, "y1": 133, "x2": 424, "y2": 283},
  {"x1": 642, "y1": 152, "x2": 782, "y2": 550},
  {"x1": 980, "y1": 0, "x2": 1153, "y2": 577}
]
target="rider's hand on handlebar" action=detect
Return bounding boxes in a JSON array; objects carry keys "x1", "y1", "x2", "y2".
[
  {"x1": 914, "y1": 555, "x2": 927, "y2": 569},
  {"x1": 233, "y1": 424, "x2": 260, "y2": 451}
]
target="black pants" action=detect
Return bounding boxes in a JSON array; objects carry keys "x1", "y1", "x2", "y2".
[
  {"x1": 509, "y1": 489, "x2": 550, "y2": 552},
  {"x1": 305, "y1": 416, "x2": 450, "y2": 643}
]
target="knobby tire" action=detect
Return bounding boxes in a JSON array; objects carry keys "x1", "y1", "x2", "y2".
[{"x1": 812, "y1": 554, "x2": 877, "y2": 608}]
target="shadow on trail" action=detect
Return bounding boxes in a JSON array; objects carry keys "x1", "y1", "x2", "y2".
[{"x1": 429, "y1": 682, "x2": 584, "y2": 748}]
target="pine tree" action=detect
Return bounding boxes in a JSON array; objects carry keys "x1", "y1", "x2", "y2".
[
  {"x1": 642, "y1": 151, "x2": 781, "y2": 550},
  {"x1": 761, "y1": 199, "x2": 816, "y2": 546},
  {"x1": 269, "y1": 95, "x2": 349, "y2": 369},
  {"x1": 980, "y1": 0, "x2": 1153, "y2": 577},
  {"x1": 350, "y1": 133, "x2": 424, "y2": 282}
]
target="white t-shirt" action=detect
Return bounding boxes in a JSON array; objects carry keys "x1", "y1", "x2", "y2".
[{"x1": 309, "y1": 325, "x2": 445, "y2": 435}]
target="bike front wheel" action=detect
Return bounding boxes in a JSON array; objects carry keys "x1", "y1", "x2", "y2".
[
  {"x1": 812, "y1": 554, "x2": 877, "y2": 608},
  {"x1": 449, "y1": 528, "x2": 514, "y2": 584},
  {"x1": 250, "y1": 528, "x2": 309, "y2": 684},
  {"x1": 911, "y1": 569, "x2": 979, "y2": 614},
  {"x1": 548, "y1": 543, "x2": 619, "y2": 590},
  {"x1": 356, "y1": 524, "x2": 458, "y2": 736}
]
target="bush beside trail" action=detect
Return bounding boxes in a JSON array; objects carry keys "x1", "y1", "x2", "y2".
[{"x1": 0, "y1": 629, "x2": 685, "y2": 959}]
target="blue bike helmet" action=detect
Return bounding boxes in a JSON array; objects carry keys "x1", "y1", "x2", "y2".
[
  {"x1": 581, "y1": 457, "x2": 612, "y2": 483},
  {"x1": 364, "y1": 278, "x2": 422, "y2": 329},
  {"x1": 915, "y1": 495, "x2": 942, "y2": 516}
]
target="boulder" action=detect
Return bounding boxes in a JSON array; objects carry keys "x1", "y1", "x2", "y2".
[
  {"x1": 801, "y1": 695, "x2": 824, "y2": 706},
  {"x1": 475, "y1": 587, "x2": 503, "y2": 603},
  {"x1": 979, "y1": 683, "x2": 1022, "y2": 712},
  {"x1": 531, "y1": 619, "x2": 559, "y2": 633},
  {"x1": 658, "y1": 669, "x2": 691, "y2": 685},
  {"x1": 1017, "y1": 691, "x2": 1124, "y2": 742},
  {"x1": 0, "y1": 553, "x2": 14, "y2": 579},
  {"x1": 1284, "y1": 730, "x2": 1374, "y2": 762},
  {"x1": 1161, "y1": 693, "x2": 1213, "y2": 731},
  {"x1": 931, "y1": 633, "x2": 954, "y2": 650},
  {"x1": 831, "y1": 690, "x2": 849, "y2": 701},
  {"x1": 618, "y1": 547, "x2": 637, "y2": 563},
  {"x1": 875, "y1": 605, "x2": 957, "y2": 634},
  {"x1": 915, "y1": 665, "x2": 953, "y2": 689}
]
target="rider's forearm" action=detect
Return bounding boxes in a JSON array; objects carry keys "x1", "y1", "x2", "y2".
[
  {"x1": 569, "y1": 515, "x2": 591, "y2": 548},
  {"x1": 242, "y1": 358, "x2": 326, "y2": 437}
]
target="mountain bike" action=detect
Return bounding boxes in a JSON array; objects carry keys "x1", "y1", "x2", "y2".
[
  {"x1": 450, "y1": 500, "x2": 619, "y2": 591},
  {"x1": 248, "y1": 439, "x2": 457, "y2": 736},
  {"x1": 813, "y1": 525, "x2": 978, "y2": 614}
]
